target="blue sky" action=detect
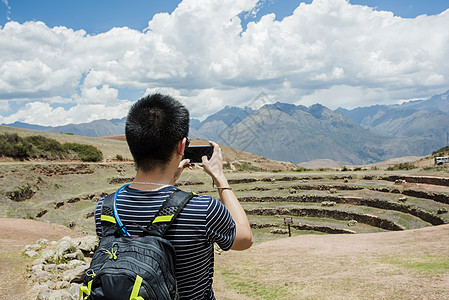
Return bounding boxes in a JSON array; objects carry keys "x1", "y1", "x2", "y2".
[
  {"x1": 2, "y1": 1, "x2": 448, "y2": 33},
  {"x1": 1, "y1": 0, "x2": 449, "y2": 125}
]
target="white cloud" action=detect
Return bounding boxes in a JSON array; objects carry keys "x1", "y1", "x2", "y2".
[
  {"x1": 1, "y1": 0, "x2": 449, "y2": 125},
  {"x1": 74, "y1": 85, "x2": 119, "y2": 104},
  {"x1": 1, "y1": 0, "x2": 11, "y2": 20},
  {"x1": 0, "y1": 100, "x2": 132, "y2": 126}
]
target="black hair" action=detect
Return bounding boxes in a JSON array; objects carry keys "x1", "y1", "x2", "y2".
[{"x1": 125, "y1": 93, "x2": 189, "y2": 171}]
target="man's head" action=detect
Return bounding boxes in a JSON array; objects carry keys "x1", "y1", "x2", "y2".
[{"x1": 125, "y1": 93, "x2": 189, "y2": 172}]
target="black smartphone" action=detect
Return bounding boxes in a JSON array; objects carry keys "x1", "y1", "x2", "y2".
[{"x1": 183, "y1": 145, "x2": 214, "y2": 163}]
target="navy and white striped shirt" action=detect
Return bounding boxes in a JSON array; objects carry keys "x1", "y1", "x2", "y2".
[{"x1": 94, "y1": 185, "x2": 236, "y2": 299}]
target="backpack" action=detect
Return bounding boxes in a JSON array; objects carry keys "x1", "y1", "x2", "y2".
[{"x1": 79, "y1": 185, "x2": 194, "y2": 300}]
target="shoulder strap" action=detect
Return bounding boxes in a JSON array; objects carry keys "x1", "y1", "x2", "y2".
[
  {"x1": 145, "y1": 190, "x2": 194, "y2": 237},
  {"x1": 100, "y1": 193, "x2": 119, "y2": 237},
  {"x1": 100, "y1": 188, "x2": 194, "y2": 238}
]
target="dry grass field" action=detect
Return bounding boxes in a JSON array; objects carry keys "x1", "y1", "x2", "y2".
[{"x1": 1, "y1": 125, "x2": 448, "y2": 299}]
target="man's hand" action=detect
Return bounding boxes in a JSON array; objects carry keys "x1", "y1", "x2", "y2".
[
  {"x1": 173, "y1": 158, "x2": 192, "y2": 183},
  {"x1": 200, "y1": 141, "x2": 226, "y2": 186},
  {"x1": 200, "y1": 141, "x2": 253, "y2": 250}
]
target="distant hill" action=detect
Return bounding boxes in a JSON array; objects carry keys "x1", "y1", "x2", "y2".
[
  {"x1": 209, "y1": 103, "x2": 439, "y2": 164},
  {"x1": 5, "y1": 119, "x2": 127, "y2": 137},
  {"x1": 337, "y1": 90, "x2": 449, "y2": 140},
  {"x1": 3, "y1": 90, "x2": 448, "y2": 164}
]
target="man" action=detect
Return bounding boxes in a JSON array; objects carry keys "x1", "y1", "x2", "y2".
[{"x1": 94, "y1": 93, "x2": 253, "y2": 299}]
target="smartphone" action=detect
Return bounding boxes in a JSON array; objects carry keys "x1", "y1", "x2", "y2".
[{"x1": 183, "y1": 145, "x2": 214, "y2": 163}]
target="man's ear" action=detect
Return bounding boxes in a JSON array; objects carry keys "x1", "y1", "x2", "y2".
[{"x1": 178, "y1": 137, "x2": 187, "y2": 155}]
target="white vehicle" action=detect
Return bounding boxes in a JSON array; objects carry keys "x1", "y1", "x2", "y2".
[{"x1": 434, "y1": 156, "x2": 449, "y2": 165}]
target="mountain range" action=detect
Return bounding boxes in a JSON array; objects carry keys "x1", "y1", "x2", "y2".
[{"x1": 4, "y1": 90, "x2": 449, "y2": 164}]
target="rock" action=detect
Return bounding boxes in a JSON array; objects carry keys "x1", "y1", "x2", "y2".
[
  {"x1": 36, "y1": 285, "x2": 52, "y2": 300},
  {"x1": 270, "y1": 229, "x2": 289, "y2": 234},
  {"x1": 25, "y1": 243, "x2": 42, "y2": 251},
  {"x1": 321, "y1": 201, "x2": 337, "y2": 207},
  {"x1": 49, "y1": 280, "x2": 71, "y2": 290},
  {"x1": 37, "y1": 238, "x2": 49, "y2": 245},
  {"x1": 43, "y1": 264, "x2": 58, "y2": 272},
  {"x1": 68, "y1": 283, "x2": 82, "y2": 299},
  {"x1": 72, "y1": 235, "x2": 98, "y2": 253},
  {"x1": 54, "y1": 201, "x2": 65, "y2": 209},
  {"x1": 437, "y1": 208, "x2": 448, "y2": 214},
  {"x1": 25, "y1": 250, "x2": 39, "y2": 258},
  {"x1": 25, "y1": 236, "x2": 92, "y2": 298},
  {"x1": 65, "y1": 265, "x2": 89, "y2": 283},
  {"x1": 329, "y1": 188, "x2": 337, "y2": 194},
  {"x1": 347, "y1": 220, "x2": 358, "y2": 226},
  {"x1": 41, "y1": 249, "x2": 56, "y2": 262},
  {"x1": 56, "y1": 240, "x2": 73, "y2": 257},
  {"x1": 47, "y1": 289, "x2": 73, "y2": 300},
  {"x1": 36, "y1": 209, "x2": 48, "y2": 218},
  {"x1": 33, "y1": 258, "x2": 46, "y2": 266},
  {"x1": 64, "y1": 249, "x2": 84, "y2": 261},
  {"x1": 68, "y1": 260, "x2": 87, "y2": 268}
]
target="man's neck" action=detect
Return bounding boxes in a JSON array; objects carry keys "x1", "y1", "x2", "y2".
[{"x1": 131, "y1": 159, "x2": 179, "y2": 190}]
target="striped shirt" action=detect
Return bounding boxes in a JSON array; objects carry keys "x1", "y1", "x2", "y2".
[{"x1": 94, "y1": 185, "x2": 236, "y2": 299}]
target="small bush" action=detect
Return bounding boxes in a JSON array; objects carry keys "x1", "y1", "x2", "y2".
[
  {"x1": 63, "y1": 143, "x2": 103, "y2": 162},
  {"x1": 223, "y1": 162, "x2": 232, "y2": 170},
  {"x1": 234, "y1": 161, "x2": 260, "y2": 172},
  {"x1": 24, "y1": 135, "x2": 68, "y2": 159},
  {"x1": 294, "y1": 167, "x2": 310, "y2": 172},
  {"x1": 7, "y1": 184, "x2": 35, "y2": 201},
  {"x1": 386, "y1": 162, "x2": 416, "y2": 171},
  {"x1": 432, "y1": 146, "x2": 449, "y2": 156},
  {"x1": 0, "y1": 133, "x2": 33, "y2": 159},
  {"x1": 114, "y1": 154, "x2": 125, "y2": 161}
]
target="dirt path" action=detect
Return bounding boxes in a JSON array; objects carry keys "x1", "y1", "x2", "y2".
[
  {"x1": 1, "y1": 217, "x2": 448, "y2": 299},
  {"x1": 0, "y1": 218, "x2": 83, "y2": 299},
  {"x1": 214, "y1": 224, "x2": 449, "y2": 299}
]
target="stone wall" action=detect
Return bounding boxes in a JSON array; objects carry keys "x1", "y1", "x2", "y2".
[{"x1": 24, "y1": 235, "x2": 98, "y2": 300}]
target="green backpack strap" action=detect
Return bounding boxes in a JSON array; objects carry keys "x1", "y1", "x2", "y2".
[
  {"x1": 144, "y1": 190, "x2": 194, "y2": 237},
  {"x1": 99, "y1": 193, "x2": 120, "y2": 237}
]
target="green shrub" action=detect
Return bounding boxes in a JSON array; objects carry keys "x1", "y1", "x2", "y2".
[
  {"x1": 223, "y1": 162, "x2": 232, "y2": 170},
  {"x1": 0, "y1": 133, "x2": 33, "y2": 158},
  {"x1": 23, "y1": 135, "x2": 67, "y2": 159},
  {"x1": 234, "y1": 161, "x2": 260, "y2": 172},
  {"x1": 7, "y1": 184, "x2": 35, "y2": 201},
  {"x1": 386, "y1": 162, "x2": 416, "y2": 171},
  {"x1": 63, "y1": 143, "x2": 103, "y2": 162},
  {"x1": 0, "y1": 133, "x2": 104, "y2": 162},
  {"x1": 114, "y1": 154, "x2": 125, "y2": 161},
  {"x1": 432, "y1": 146, "x2": 449, "y2": 156}
]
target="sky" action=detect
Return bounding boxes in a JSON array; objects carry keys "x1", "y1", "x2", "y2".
[{"x1": 1, "y1": 0, "x2": 449, "y2": 126}]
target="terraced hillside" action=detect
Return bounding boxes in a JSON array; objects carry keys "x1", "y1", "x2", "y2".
[
  {"x1": 1, "y1": 125, "x2": 448, "y2": 239},
  {"x1": 1, "y1": 158, "x2": 448, "y2": 242},
  {"x1": 177, "y1": 171, "x2": 449, "y2": 241}
]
